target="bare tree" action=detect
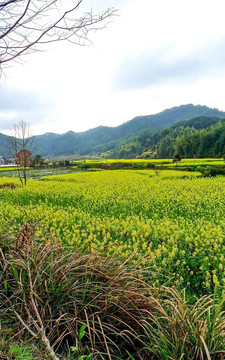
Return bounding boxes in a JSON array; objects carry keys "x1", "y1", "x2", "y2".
[
  {"x1": 0, "y1": 0, "x2": 116, "y2": 73},
  {"x1": 7, "y1": 120, "x2": 34, "y2": 186}
]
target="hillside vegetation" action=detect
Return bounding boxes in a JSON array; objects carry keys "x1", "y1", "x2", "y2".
[
  {"x1": 121, "y1": 116, "x2": 225, "y2": 159},
  {"x1": 1, "y1": 104, "x2": 225, "y2": 158}
]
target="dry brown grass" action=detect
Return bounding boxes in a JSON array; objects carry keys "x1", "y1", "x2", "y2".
[
  {"x1": 1, "y1": 231, "x2": 225, "y2": 359},
  {"x1": 142, "y1": 286, "x2": 225, "y2": 359},
  {"x1": 0, "y1": 236, "x2": 158, "y2": 359}
]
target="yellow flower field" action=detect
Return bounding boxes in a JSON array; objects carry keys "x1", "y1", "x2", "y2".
[
  {"x1": 72, "y1": 157, "x2": 225, "y2": 168},
  {"x1": 0, "y1": 169, "x2": 225, "y2": 295}
]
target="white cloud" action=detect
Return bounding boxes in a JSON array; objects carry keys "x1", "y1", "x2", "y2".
[
  {"x1": 1, "y1": 0, "x2": 225, "y2": 135},
  {"x1": 113, "y1": 37, "x2": 225, "y2": 90}
]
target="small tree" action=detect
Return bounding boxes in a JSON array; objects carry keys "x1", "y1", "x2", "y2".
[
  {"x1": 32, "y1": 154, "x2": 44, "y2": 167},
  {"x1": 173, "y1": 153, "x2": 182, "y2": 166},
  {"x1": 7, "y1": 121, "x2": 34, "y2": 186}
]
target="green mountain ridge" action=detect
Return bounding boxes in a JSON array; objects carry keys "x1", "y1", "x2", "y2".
[
  {"x1": 136, "y1": 116, "x2": 225, "y2": 159},
  {"x1": 0, "y1": 104, "x2": 225, "y2": 158}
]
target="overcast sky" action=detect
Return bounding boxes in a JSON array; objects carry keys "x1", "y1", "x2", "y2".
[{"x1": 1, "y1": 0, "x2": 225, "y2": 135}]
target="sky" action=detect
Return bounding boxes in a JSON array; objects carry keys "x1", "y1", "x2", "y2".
[{"x1": 1, "y1": 0, "x2": 225, "y2": 135}]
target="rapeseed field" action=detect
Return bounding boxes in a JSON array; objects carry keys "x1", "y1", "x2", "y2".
[{"x1": 0, "y1": 169, "x2": 224, "y2": 296}]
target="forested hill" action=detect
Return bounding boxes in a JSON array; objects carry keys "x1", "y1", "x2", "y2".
[
  {"x1": 0, "y1": 104, "x2": 225, "y2": 158},
  {"x1": 30, "y1": 104, "x2": 225, "y2": 157},
  {"x1": 120, "y1": 116, "x2": 225, "y2": 159}
]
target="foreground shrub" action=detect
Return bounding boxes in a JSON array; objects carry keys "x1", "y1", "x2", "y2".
[
  {"x1": 142, "y1": 286, "x2": 225, "y2": 360},
  {"x1": 0, "y1": 234, "x2": 158, "y2": 359},
  {"x1": 1, "y1": 229, "x2": 225, "y2": 359}
]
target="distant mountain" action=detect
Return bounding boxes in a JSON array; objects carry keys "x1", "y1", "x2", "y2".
[
  {"x1": 121, "y1": 116, "x2": 225, "y2": 159},
  {"x1": 1, "y1": 104, "x2": 225, "y2": 158},
  {"x1": 115, "y1": 104, "x2": 225, "y2": 137},
  {"x1": 0, "y1": 133, "x2": 8, "y2": 157},
  {"x1": 33, "y1": 104, "x2": 225, "y2": 158}
]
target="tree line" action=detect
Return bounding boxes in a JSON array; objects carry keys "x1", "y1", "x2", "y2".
[{"x1": 109, "y1": 116, "x2": 225, "y2": 159}]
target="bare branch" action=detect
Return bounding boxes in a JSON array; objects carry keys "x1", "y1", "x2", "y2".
[
  {"x1": 0, "y1": 0, "x2": 117, "y2": 73},
  {"x1": 6, "y1": 120, "x2": 34, "y2": 186}
]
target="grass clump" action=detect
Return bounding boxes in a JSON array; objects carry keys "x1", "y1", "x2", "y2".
[
  {"x1": 1, "y1": 228, "x2": 225, "y2": 359},
  {"x1": 0, "y1": 182, "x2": 16, "y2": 189},
  {"x1": 0, "y1": 231, "x2": 156, "y2": 359},
  {"x1": 142, "y1": 286, "x2": 225, "y2": 359}
]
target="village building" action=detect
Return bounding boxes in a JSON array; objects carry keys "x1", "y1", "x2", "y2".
[{"x1": 15, "y1": 150, "x2": 32, "y2": 166}]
